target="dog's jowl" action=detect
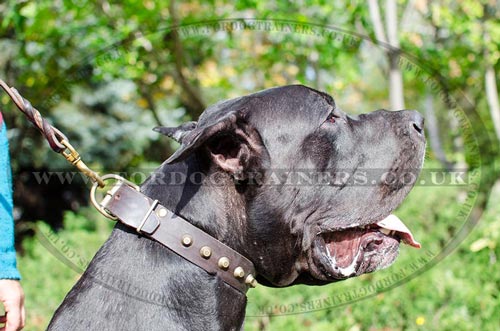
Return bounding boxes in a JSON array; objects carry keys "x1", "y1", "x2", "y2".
[{"x1": 48, "y1": 85, "x2": 426, "y2": 331}]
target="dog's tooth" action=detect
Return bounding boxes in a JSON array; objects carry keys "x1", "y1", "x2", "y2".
[{"x1": 379, "y1": 228, "x2": 391, "y2": 235}]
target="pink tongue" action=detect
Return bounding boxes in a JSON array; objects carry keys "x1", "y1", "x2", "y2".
[{"x1": 377, "y1": 214, "x2": 421, "y2": 248}]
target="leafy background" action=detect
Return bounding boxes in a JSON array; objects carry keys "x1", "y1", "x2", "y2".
[{"x1": 0, "y1": 1, "x2": 499, "y2": 330}]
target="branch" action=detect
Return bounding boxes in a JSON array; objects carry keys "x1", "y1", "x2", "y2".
[
  {"x1": 168, "y1": 0, "x2": 206, "y2": 118},
  {"x1": 138, "y1": 85, "x2": 163, "y2": 127}
]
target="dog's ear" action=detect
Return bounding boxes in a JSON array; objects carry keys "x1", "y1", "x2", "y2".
[
  {"x1": 153, "y1": 121, "x2": 197, "y2": 144},
  {"x1": 164, "y1": 111, "x2": 264, "y2": 180}
]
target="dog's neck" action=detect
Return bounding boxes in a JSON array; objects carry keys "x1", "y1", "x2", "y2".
[
  {"x1": 142, "y1": 153, "x2": 251, "y2": 253},
  {"x1": 49, "y1": 155, "x2": 250, "y2": 331}
]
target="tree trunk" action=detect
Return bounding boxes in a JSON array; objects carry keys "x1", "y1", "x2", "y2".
[
  {"x1": 388, "y1": 53, "x2": 405, "y2": 110},
  {"x1": 385, "y1": 0, "x2": 405, "y2": 110},
  {"x1": 424, "y1": 91, "x2": 452, "y2": 169},
  {"x1": 368, "y1": 0, "x2": 387, "y2": 44},
  {"x1": 368, "y1": 0, "x2": 405, "y2": 111},
  {"x1": 485, "y1": 65, "x2": 500, "y2": 142}
]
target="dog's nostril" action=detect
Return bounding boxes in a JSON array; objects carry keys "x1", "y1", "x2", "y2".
[
  {"x1": 365, "y1": 238, "x2": 384, "y2": 252},
  {"x1": 412, "y1": 122, "x2": 423, "y2": 134},
  {"x1": 407, "y1": 111, "x2": 424, "y2": 135}
]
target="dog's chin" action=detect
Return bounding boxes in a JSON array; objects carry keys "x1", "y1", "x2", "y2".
[{"x1": 307, "y1": 214, "x2": 420, "y2": 282}]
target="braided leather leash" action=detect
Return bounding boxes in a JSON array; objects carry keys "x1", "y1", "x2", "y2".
[
  {"x1": 0, "y1": 79, "x2": 105, "y2": 187},
  {"x1": 0, "y1": 79, "x2": 258, "y2": 293}
]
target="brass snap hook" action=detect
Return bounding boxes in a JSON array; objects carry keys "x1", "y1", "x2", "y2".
[{"x1": 60, "y1": 139, "x2": 106, "y2": 188}]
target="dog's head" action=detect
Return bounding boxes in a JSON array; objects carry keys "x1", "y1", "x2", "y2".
[{"x1": 155, "y1": 85, "x2": 425, "y2": 287}]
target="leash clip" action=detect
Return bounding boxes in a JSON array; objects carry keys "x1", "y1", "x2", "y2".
[
  {"x1": 90, "y1": 174, "x2": 140, "y2": 220},
  {"x1": 60, "y1": 139, "x2": 106, "y2": 188}
]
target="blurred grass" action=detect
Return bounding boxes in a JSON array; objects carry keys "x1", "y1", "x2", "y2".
[
  {"x1": 17, "y1": 180, "x2": 500, "y2": 330},
  {"x1": 18, "y1": 209, "x2": 114, "y2": 330}
]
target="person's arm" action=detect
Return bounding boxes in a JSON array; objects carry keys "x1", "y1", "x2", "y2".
[{"x1": 0, "y1": 118, "x2": 25, "y2": 331}]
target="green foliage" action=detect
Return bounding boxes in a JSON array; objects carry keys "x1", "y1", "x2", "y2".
[
  {"x1": 17, "y1": 208, "x2": 114, "y2": 331},
  {"x1": 1, "y1": 1, "x2": 498, "y2": 330},
  {"x1": 469, "y1": 181, "x2": 500, "y2": 253},
  {"x1": 1, "y1": 0, "x2": 498, "y2": 174}
]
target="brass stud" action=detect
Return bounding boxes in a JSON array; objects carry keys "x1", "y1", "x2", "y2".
[
  {"x1": 200, "y1": 246, "x2": 212, "y2": 258},
  {"x1": 245, "y1": 274, "x2": 258, "y2": 288},
  {"x1": 218, "y1": 257, "x2": 230, "y2": 270},
  {"x1": 181, "y1": 235, "x2": 193, "y2": 247},
  {"x1": 156, "y1": 208, "x2": 168, "y2": 218},
  {"x1": 233, "y1": 266, "x2": 245, "y2": 278}
]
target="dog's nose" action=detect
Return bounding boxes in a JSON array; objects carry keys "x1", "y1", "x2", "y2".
[{"x1": 408, "y1": 110, "x2": 424, "y2": 135}]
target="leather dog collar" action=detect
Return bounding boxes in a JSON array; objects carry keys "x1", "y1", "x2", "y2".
[{"x1": 101, "y1": 181, "x2": 257, "y2": 294}]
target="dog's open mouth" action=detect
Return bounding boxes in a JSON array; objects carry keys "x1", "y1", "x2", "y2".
[{"x1": 312, "y1": 215, "x2": 420, "y2": 280}]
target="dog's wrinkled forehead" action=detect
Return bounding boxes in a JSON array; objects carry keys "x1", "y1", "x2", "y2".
[
  {"x1": 158, "y1": 85, "x2": 337, "y2": 164},
  {"x1": 202, "y1": 85, "x2": 336, "y2": 156},
  {"x1": 200, "y1": 85, "x2": 335, "y2": 131}
]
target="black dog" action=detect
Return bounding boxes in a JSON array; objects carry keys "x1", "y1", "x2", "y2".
[{"x1": 48, "y1": 85, "x2": 425, "y2": 330}]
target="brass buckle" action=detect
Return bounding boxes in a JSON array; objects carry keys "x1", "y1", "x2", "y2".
[{"x1": 90, "y1": 174, "x2": 140, "y2": 220}]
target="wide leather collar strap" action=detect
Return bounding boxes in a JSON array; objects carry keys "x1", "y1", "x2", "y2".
[{"x1": 101, "y1": 181, "x2": 257, "y2": 294}]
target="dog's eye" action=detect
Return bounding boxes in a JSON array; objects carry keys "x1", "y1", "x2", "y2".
[{"x1": 326, "y1": 113, "x2": 339, "y2": 124}]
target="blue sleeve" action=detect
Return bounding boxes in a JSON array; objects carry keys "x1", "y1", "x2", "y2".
[{"x1": 0, "y1": 121, "x2": 21, "y2": 280}]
